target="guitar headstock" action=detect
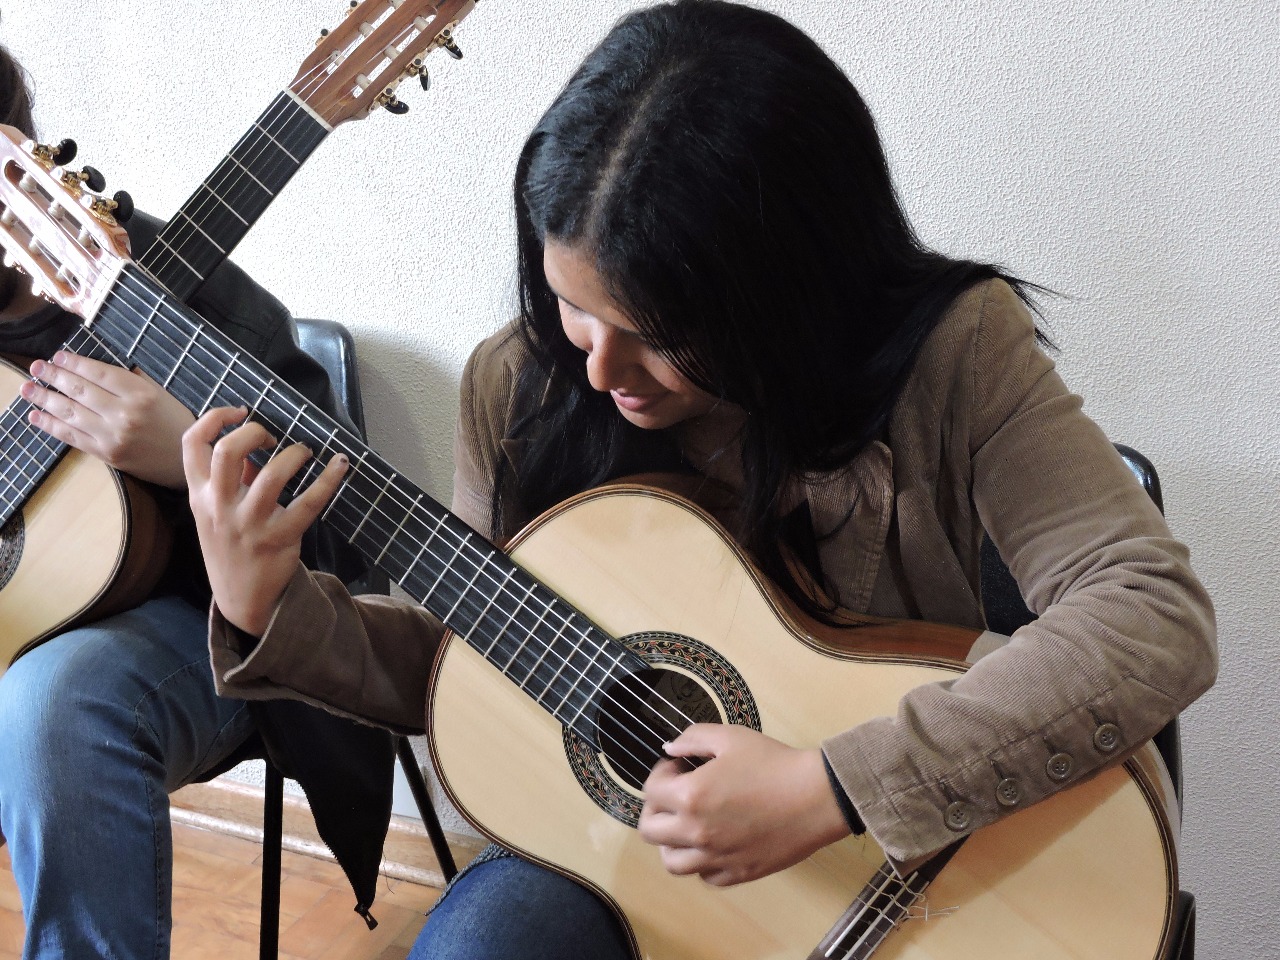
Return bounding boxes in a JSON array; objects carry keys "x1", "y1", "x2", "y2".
[
  {"x1": 0, "y1": 125, "x2": 131, "y2": 322},
  {"x1": 291, "y1": 0, "x2": 478, "y2": 126}
]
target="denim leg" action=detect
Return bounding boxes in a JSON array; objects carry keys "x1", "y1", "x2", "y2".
[
  {"x1": 0, "y1": 595, "x2": 255, "y2": 960},
  {"x1": 409, "y1": 853, "x2": 633, "y2": 960}
]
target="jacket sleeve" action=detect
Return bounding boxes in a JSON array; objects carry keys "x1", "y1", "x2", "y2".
[
  {"x1": 821, "y1": 283, "x2": 1217, "y2": 865},
  {"x1": 209, "y1": 328, "x2": 520, "y2": 729}
]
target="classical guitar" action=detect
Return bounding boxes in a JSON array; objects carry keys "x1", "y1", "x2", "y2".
[
  {"x1": 0, "y1": 0, "x2": 477, "y2": 672},
  {"x1": 0, "y1": 134, "x2": 1181, "y2": 958}
]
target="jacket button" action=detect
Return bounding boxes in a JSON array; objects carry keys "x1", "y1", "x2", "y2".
[
  {"x1": 1046, "y1": 752, "x2": 1074, "y2": 782},
  {"x1": 1093, "y1": 723, "x2": 1121, "y2": 753},
  {"x1": 944, "y1": 801, "x2": 973, "y2": 832},
  {"x1": 996, "y1": 777, "x2": 1022, "y2": 807}
]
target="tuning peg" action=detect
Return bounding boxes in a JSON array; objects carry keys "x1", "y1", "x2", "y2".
[
  {"x1": 89, "y1": 189, "x2": 134, "y2": 224},
  {"x1": 31, "y1": 137, "x2": 78, "y2": 168},
  {"x1": 77, "y1": 166, "x2": 107, "y2": 192},
  {"x1": 438, "y1": 29, "x2": 463, "y2": 60},
  {"x1": 383, "y1": 96, "x2": 410, "y2": 115},
  {"x1": 111, "y1": 190, "x2": 134, "y2": 223},
  {"x1": 419, "y1": 68, "x2": 431, "y2": 92}
]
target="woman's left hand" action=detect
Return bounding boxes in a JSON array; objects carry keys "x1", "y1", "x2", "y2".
[
  {"x1": 638, "y1": 724, "x2": 852, "y2": 886},
  {"x1": 22, "y1": 351, "x2": 195, "y2": 488}
]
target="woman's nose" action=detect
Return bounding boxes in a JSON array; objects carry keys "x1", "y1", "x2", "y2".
[{"x1": 584, "y1": 324, "x2": 634, "y2": 392}]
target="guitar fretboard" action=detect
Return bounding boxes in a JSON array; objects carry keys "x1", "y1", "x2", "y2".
[
  {"x1": 0, "y1": 92, "x2": 327, "y2": 530},
  {"x1": 88, "y1": 264, "x2": 648, "y2": 747},
  {"x1": 146, "y1": 93, "x2": 328, "y2": 300}
]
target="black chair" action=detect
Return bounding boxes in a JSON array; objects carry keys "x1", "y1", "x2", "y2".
[
  {"x1": 252, "y1": 319, "x2": 458, "y2": 958},
  {"x1": 979, "y1": 443, "x2": 1195, "y2": 959}
]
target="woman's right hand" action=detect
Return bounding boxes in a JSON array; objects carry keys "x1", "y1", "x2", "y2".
[{"x1": 182, "y1": 406, "x2": 349, "y2": 636}]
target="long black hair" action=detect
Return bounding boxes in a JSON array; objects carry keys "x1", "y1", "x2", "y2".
[{"x1": 501, "y1": 0, "x2": 1037, "y2": 615}]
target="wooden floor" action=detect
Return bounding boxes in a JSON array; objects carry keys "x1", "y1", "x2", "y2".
[{"x1": 0, "y1": 821, "x2": 443, "y2": 959}]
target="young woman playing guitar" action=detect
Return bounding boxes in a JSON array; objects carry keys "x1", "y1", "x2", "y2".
[{"x1": 185, "y1": 2, "x2": 1217, "y2": 957}]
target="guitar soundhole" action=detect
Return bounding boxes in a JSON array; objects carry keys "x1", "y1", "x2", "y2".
[
  {"x1": 0, "y1": 513, "x2": 24, "y2": 591},
  {"x1": 596, "y1": 666, "x2": 723, "y2": 792},
  {"x1": 562, "y1": 631, "x2": 760, "y2": 827}
]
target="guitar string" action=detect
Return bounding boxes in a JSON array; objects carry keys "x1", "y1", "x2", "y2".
[
  {"x1": 825, "y1": 864, "x2": 919, "y2": 960},
  {"x1": 2, "y1": 11, "x2": 441, "y2": 513},
  {"x1": 0, "y1": 11, "x2": 706, "y2": 783},
  {"x1": 0, "y1": 73, "x2": 327, "y2": 510},
  {"x1": 144, "y1": 2, "x2": 451, "y2": 281},
  {"x1": 0, "y1": 58, "x2": 337, "y2": 503},
  {"x1": 93, "y1": 265, "x2": 706, "y2": 772},
  {"x1": 139, "y1": 5, "x2": 432, "y2": 285},
  {"x1": 0, "y1": 324, "x2": 140, "y2": 511}
]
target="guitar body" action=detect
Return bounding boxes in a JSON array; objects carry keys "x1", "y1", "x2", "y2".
[
  {"x1": 429, "y1": 484, "x2": 1179, "y2": 959},
  {"x1": 0, "y1": 357, "x2": 171, "y2": 676}
]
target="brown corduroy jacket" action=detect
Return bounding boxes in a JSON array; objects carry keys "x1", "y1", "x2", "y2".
[{"x1": 209, "y1": 279, "x2": 1216, "y2": 864}]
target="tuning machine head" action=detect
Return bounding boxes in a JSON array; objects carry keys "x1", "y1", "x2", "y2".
[
  {"x1": 437, "y1": 28, "x2": 463, "y2": 60},
  {"x1": 31, "y1": 138, "x2": 78, "y2": 170},
  {"x1": 90, "y1": 190, "x2": 134, "y2": 225}
]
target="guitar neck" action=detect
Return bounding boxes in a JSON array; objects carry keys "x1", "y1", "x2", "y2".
[
  {"x1": 0, "y1": 93, "x2": 328, "y2": 531},
  {"x1": 138, "y1": 92, "x2": 328, "y2": 299},
  {"x1": 90, "y1": 264, "x2": 645, "y2": 745}
]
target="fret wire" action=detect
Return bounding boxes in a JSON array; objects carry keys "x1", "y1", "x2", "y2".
[
  {"x1": 225, "y1": 154, "x2": 274, "y2": 196},
  {"x1": 422, "y1": 531, "x2": 472, "y2": 604},
  {"x1": 479, "y1": 579, "x2": 539, "y2": 660},
  {"x1": 149, "y1": 236, "x2": 205, "y2": 285},
  {"x1": 497, "y1": 592, "x2": 556, "y2": 685},
  {"x1": 248, "y1": 376, "x2": 277, "y2": 420},
  {"x1": 195, "y1": 183, "x2": 250, "y2": 226},
  {"x1": 198, "y1": 351, "x2": 241, "y2": 416},
  {"x1": 162, "y1": 328, "x2": 198, "y2": 389},
  {"x1": 128, "y1": 299, "x2": 164, "y2": 359},
  {"x1": 250, "y1": 121, "x2": 301, "y2": 164},
  {"x1": 376, "y1": 491, "x2": 422, "y2": 568},
  {"x1": 512, "y1": 594, "x2": 584, "y2": 704},
  {"x1": 171, "y1": 210, "x2": 228, "y2": 254},
  {"x1": 347, "y1": 468, "x2": 396, "y2": 542},
  {"x1": 462, "y1": 564, "x2": 516, "y2": 643},
  {"x1": 558, "y1": 626, "x2": 619, "y2": 728},
  {"x1": 443, "y1": 543, "x2": 493, "y2": 625},
  {"x1": 510, "y1": 609, "x2": 565, "y2": 706},
  {"x1": 293, "y1": 423, "x2": 341, "y2": 502},
  {"x1": 400, "y1": 512, "x2": 450, "y2": 589}
]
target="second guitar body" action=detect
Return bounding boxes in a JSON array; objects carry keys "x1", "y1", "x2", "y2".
[
  {"x1": 429, "y1": 483, "x2": 1180, "y2": 960},
  {"x1": 0, "y1": 355, "x2": 169, "y2": 673}
]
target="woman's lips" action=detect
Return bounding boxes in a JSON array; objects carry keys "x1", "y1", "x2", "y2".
[{"x1": 611, "y1": 390, "x2": 663, "y2": 413}]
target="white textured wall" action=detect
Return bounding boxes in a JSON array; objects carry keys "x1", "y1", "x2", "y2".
[{"x1": 5, "y1": 1, "x2": 1277, "y2": 954}]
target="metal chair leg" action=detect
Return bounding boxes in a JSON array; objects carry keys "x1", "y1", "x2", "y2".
[
  {"x1": 395, "y1": 736, "x2": 458, "y2": 881},
  {"x1": 260, "y1": 763, "x2": 284, "y2": 959}
]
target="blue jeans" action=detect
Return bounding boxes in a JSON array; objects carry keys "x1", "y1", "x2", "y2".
[
  {"x1": 410, "y1": 849, "x2": 633, "y2": 959},
  {"x1": 0, "y1": 595, "x2": 254, "y2": 960}
]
